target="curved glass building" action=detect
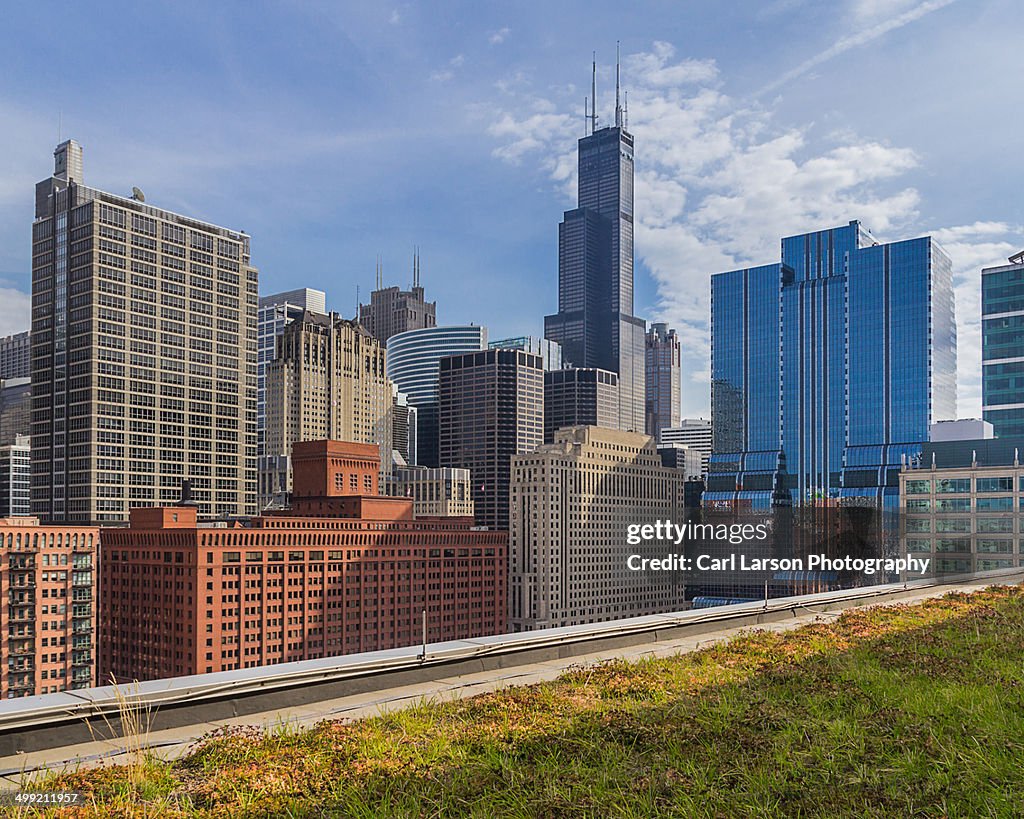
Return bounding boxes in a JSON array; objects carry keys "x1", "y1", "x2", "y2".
[{"x1": 386, "y1": 326, "x2": 487, "y2": 466}]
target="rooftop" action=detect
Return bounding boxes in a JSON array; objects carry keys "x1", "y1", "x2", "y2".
[{"x1": 6, "y1": 573, "x2": 1023, "y2": 816}]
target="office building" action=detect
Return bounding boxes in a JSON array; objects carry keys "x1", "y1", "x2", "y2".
[
  {"x1": 657, "y1": 442, "x2": 704, "y2": 482},
  {"x1": 391, "y1": 389, "x2": 418, "y2": 466},
  {"x1": 0, "y1": 435, "x2": 31, "y2": 517},
  {"x1": 258, "y1": 288, "x2": 326, "y2": 454},
  {"x1": 30, "y1": 139, "x2": 258, "y2": 523},
  {"x1": 489, "y1": 336, "x2": 563, "y2": 371},
  {"x1": 439, "y1": 348, "x2": 544, "y2": 530},
  {"x1": 543, "y1": 62, "x2": 646, "y2": 432},
  {"x1": 99, "y1": 440, "x2": 506, "y2": 683},
  {"x1": 0, "y1": 332, "x2": 31, "y2": 379},
  {"x1": 386, "y1": 325, "x2": 487, "y2": 468},
  {"x1": 931, "y1": 419, "x2": 993, "y2": 442},
  {"x1": 509, "y1": 426, "x2": 686, "y2": 631},
  {"x1": 983, "y1": 251, "x2": 1024, "y2": 438},
  {"x1": 544, "y1": 367, "x2": 619, "y2": 444},
  {"x1": 660, "y1": 418, "x2": 712, "y2": 477},
  {"x1": 386, "y1": 466, "x2": 474, "y2": 518},
  {"x1": 0, "y1": 377, "x2": 31, "y2": 446},
  {"x1": 901, "y1": 436, "x2": 1024, "y2": 573},
  {"x1": 707, "y1": 220, "x2": 957, "y2": 510},
  {"x1": 261, "y1": 312, "x2": 392, "y2": 508},
  {"x1": 359, "y1": 252, "x2": 436, "y2": 344},
  {"x1": 1, "y1": 517, "x2": 98, "y2": 698},
  {"x1": 645, "y1": 323, "x2": 681, "y2": 439}
]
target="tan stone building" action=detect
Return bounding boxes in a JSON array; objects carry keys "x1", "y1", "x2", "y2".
[
  {"x1": 386, "y1": 466, "x2": 474, "y2": 518},
  {"x1": 31, "y1": 139, "x2": 258, "y2": 523},
  {"x1": 1, "y1": 517, "x2": 98, "y2": 698},
  {"x1": 509, "y1": 426, "x2": 686, "y2": 631},
  {"x1": 262, "y1": 312, "x2": 392, "y2": 507}
]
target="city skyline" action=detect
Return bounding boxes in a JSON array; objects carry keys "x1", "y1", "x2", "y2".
[{"x1": 0, "y1": 1, "x2": 1022, "y2": 420}]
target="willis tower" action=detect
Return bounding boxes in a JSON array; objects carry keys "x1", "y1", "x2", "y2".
[{"x1": 544, "y1": 52, "x2": 646, "y2": 432}]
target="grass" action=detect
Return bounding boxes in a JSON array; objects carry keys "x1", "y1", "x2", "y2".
[{"x1": 29, "y1": 584, "x2": 1024, "y2": 817}]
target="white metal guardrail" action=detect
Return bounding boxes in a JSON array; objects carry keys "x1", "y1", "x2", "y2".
[{"x1": 1, "y1": 568, "x2": 1021, "y2": 754}]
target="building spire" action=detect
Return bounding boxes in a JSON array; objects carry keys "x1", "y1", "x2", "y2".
[
  {"x1": 615, "y1": 41, "x2": 622, "y2": 128},
  {"x1": 590, "y1": 52, "x2": 598, "y2": 134},
  {"x1": 376, "y1": 254, "x2": 382, "y2": 290}
]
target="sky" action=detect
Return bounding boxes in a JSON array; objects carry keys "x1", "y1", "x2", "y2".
[{"x1": 0, "y1": 0, "x2": 1020, "y2": 419}]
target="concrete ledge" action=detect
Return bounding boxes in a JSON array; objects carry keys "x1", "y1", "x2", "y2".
[{"x1": 1, "y1": 568, "x2": 1020, "y2": 757}]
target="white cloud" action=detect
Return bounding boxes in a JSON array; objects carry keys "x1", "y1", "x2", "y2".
[
  {"x1": 388, "y1": 9, "x2": 401, "y2": 25},
  {"x1": 489, "y1": 27, "x2": 511, "y2": 45},
  {"x1": 0, "y1": 286, "x2": 31, "y2": 336},
  {"x1": 485, "y1": 40, "x2": 1005, "y2": 419},
  {"x1": 758, "y1": 0, "x2": 958, "y2": 96}
]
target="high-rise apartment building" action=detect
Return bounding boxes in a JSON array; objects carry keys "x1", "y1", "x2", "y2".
[
  {"x1": 544, "y1": 367, "x2": 619, "y2": 444},
  {"x1": 509, "y1": 426, "x2": 686, "y2": 631},
  {"x1": 261, "y1": 312, "x2": 392, "y2": 508},
  {"x1": 386, "y1": 325, "x2": 487, "y2": 468},
  {"x1": 439, "y1": 348, "x2": 544, "y2": 530},
  {"x1": 982, "y1": 251, "x2": 1024, "y2": 438},
  {"x1": 489, "y1": 336, "x2": 563, "y2": 371},
  {"x1": 0, "y1": 332, "x2": 31, "y2": 380},
  {"x1": 100, "y1": 440, "x2": 506, "y2": 682},
  {"x1": 708, "y1": 220, "x2": 957, "y2": 510},
  {"x1": 543, "y1": 66, "x2": 645, "y2": 432},
  {"x1": 660, "y1": 418, "x2": 712, "y2": 478},
  {"x1": 386, "y1": 466, "x2": 474, "y2": 518},
  {"x1": 0, "y1": 377, "x2": 31, "y2": 446},
  {"x1": 31, "y1": 140, "x2": 258, "y2": 523},
  {"x1": 1, "y1": 517, "x2": 98, "y2": 697},
  {"x1": 258, "y1": 288, "x2": 326, "y2": 454},
  {"x1": 645, "y1": 322, "x2": 681, "y2": 439},
  {"x1": 0, "y1": 435, "x2": 31, "y2": 517},
  {"x1": 359, "y1": 253, "x2": 436, "y2": 344}
]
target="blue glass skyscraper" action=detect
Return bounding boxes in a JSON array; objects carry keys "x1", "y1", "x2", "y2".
[
  {"x1": 707, "y1": 220, "x2": 957, "y2": 510},
  {"x1": 544, "y1": 58, "x2": 646, "y2": 433}
]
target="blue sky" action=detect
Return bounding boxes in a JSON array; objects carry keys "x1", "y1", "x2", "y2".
[{"x1": 0, "y1": 0, "x2": 1019, "y2": 417}]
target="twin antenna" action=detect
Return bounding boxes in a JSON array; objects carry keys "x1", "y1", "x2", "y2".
[
  {"x1": 585, "y1": 42, "x2": 626, "y2": 136},
  {"x1": 373, "y1": 249, "x2": 422, "y2": 292}
]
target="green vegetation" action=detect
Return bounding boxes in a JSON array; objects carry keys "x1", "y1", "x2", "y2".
[{"x1": 32, "y1": 586, "x2": 1024, "y2": 817}]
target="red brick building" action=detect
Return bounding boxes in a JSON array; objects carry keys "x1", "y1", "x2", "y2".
[
  {"x1": 100, "y1": 441, "x2": 507, "y2": 682},
  {"x1": 1, "y1": 518, "x2": 98, "y2": 698}
]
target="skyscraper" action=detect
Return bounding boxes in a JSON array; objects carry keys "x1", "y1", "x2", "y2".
[
  {"x1": 645, "y1": 322, "x2": 681, "y2": 439},
  {"x1": 707, "y1": 220, "x2": 957, "y2": 510},
  {"x1": 261, "y1": 311, "x2": 392, "y2": 508},
  {"x1": 385, "y1": 325, "x2": 487, "y2": 468},
  {"x1": 0, "y1": 332, "x2": 31, "y2": 380},
  {"x1": 31, "y1": 140, "x2": 258, "y2": 523},
  {"x1": 258, "y1": 288, "x2": 326, "y2": 454},
  {"x1": 544, "y1": 57, "x2": 646, "y2": 432},
  {"x1": 359, "y1": 252, "x2": 437, "y2": 344},
  {"x1": 544, "y1": 367, "x2": 619, "y2": 444},
  {"x1": 439, "y1": 348, "x2": 544, "y2": 530},
  {"x1": 509, "y1": 426, "x2": 685, "y2": 631},
  {"x1": 982, "y1": 251, "x2": 1024, "y2": 438},
  {"x1": 489, "y1": 336, "x2": 563, "y2": 371}
]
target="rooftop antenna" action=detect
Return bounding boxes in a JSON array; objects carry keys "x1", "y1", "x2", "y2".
[
  {"x1": 590, "y1": 52, "x2": 598, "y2": 134},
  {"x1": 624, "y1": 90, "x2": 629, "y2": 130},
  {"x1": 355, "y1": 284, "x2": 360, "y2": 316},
  {"x1": 584, "y1": 97, "x2": 589, "y2": 135},
  {"x1": 615, "y1": 41, "x2": 622, "y2": 128},
  {"x1": 57, "y1": 110, "x2": 62, "y2": 144},
  {"x1": 376, "y1": 254, "x2": 382, "y2": 290}
]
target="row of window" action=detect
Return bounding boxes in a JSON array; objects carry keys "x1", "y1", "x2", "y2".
[{"x1": 905, "y1": 476, "x2": 1020, "y2": 494}]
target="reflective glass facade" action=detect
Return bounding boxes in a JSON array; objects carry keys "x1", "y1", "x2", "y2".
[
  {"x1": 982, "y1": 261, "x2": 1024, "y2": 437},
  {"x1": 709, "y1": 221, "x2": 957, "y2": 510}
]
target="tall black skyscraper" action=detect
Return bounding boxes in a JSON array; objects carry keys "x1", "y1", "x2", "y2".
[{"x1": 544, "y1": 54, "x2": 646, "y2": 432}]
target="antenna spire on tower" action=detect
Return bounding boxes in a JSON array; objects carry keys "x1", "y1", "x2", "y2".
[
  {"x1": 624, "y1": 90, "x2": 629, "y2": 130},
  {"x1": 590, "y1": 52, "x2": 598, "y2": 134},
  {"x1": 376, "y1": 254, "x2": 383, "y2": 290},
  {"x1": 615, "y1": 41, "x2": 622, "y2": 128}
]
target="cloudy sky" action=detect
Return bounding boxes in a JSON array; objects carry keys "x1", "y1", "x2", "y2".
[{"x1": 0, "y1": 0, "x2": 1019, "y2": 418}]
